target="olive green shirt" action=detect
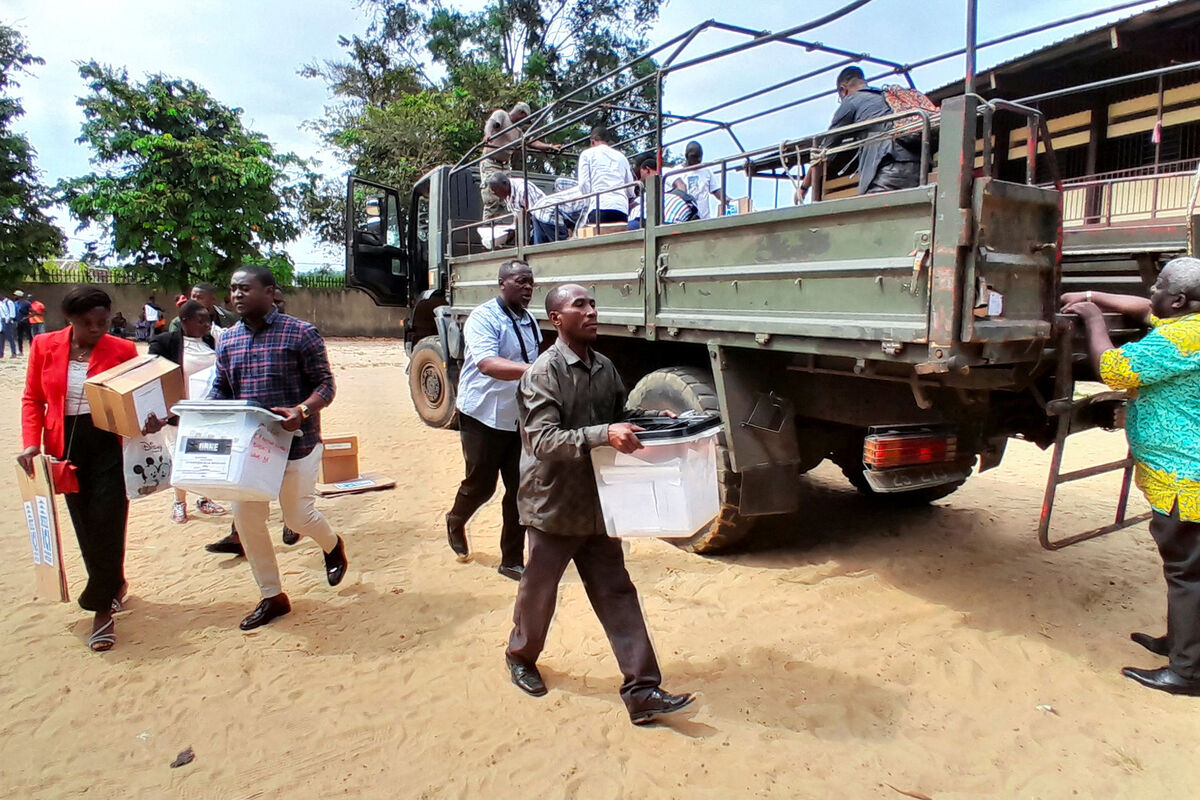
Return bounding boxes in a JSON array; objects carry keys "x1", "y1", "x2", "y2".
[{"x1": 517, "y1": 339, "x2": 633, "y2": 537}]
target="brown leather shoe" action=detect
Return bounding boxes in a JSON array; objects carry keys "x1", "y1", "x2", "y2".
[
  {"x1": 239, "y1": 593, "x2": 291, "y2": 631},
  {"x1": 629, "y1": 689, "x2": 697, "y2": 725}
]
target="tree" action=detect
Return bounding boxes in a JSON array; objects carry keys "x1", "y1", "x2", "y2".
[
  {"x1": 58, "y1": 62, "x2": 309, "y2": 289},
  {"x1": 300, "y1": 0, "x2": 666, "y2": 246},
  {"x1": 0, "y1": 24, "x2": 65, "y2": 283}
]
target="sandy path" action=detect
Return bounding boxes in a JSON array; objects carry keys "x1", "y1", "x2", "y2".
[{"x1": 0, "y1": 339, "x2": 1196, "y2": 799}]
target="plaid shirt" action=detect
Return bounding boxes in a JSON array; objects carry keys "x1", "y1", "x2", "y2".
[{"x1": 211, "y1": 308, "x2": 335, "y2": 459}]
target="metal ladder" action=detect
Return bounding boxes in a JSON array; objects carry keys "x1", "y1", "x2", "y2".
[{"x1": 1038, "y1": 320, "x2": 1152, "y2": 550}]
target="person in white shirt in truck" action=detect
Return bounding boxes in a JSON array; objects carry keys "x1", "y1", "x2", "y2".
[
  {"x1": 575, "y1": 125, "x2": 635, "y2": 226},
  {"x1": 667, "y1": 141, "x2": 728, "y2": 219}
]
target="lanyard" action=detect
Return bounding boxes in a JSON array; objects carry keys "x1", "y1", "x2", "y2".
[{"x1": 496, "y1": 300, "x2": 538, "y2": 364}]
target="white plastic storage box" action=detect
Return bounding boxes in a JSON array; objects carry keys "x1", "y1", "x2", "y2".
[
  {"x1": 589, "y1": 415, "x2": 722, "y2": 538},
  {"x1": 169, "y1": 400, "x2": 295, "y2": 502}
]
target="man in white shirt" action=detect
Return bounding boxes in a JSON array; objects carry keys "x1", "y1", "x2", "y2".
[
  {"x1": 576, "y1": 125, "x2": 635, "y2": 225},
  {"x1": 667, "y1": 141, "x2": 728, "y2": 219},
  {"x1": 446, "y1": 259, "x2": 542, "y2": 580},
  {"x1": 0, "y1": 293, "x2": 17, "y2": 357}
]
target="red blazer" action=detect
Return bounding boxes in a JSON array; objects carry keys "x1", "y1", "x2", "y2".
[{"x1": 21, "y1": 328, "x2": 138, "y2": 458}]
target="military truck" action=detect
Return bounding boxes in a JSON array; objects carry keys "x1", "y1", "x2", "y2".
[{"x1": 343, "y1": 9, "x2": 1160, "y2": 553}]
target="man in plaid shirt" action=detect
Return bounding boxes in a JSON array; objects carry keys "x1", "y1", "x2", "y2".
[{"x1": 211, "y1": 265, "x2": 349, "y2": 630}]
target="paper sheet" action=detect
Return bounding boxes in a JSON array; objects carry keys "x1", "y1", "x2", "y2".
[
  {"x1": 35, "y1": 496, "x2": 54, "y2": 567},
  {"x1": 24, "y1": 500, "x2": 39, "y2": 565},
  {"x1": 608, "y1": 482, "x2": 658, "y2": 533},
  {"x1": 132, "y1": 380, "x2": 168, "y2": 428}
]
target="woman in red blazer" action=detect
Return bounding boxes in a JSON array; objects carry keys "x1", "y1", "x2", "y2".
[{"x1": 19, "y1": 286, "x2": 137, "y2": 651}]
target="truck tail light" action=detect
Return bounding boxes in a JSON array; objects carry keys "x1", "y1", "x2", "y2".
[{"x1": 864, "y1": 432, "x2": 957, "y2": 469}]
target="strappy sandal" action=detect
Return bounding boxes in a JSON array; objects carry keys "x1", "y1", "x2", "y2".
[
  {"x1": 111, "y1": 586, "x2": 130, "y2": 613},
  {"x1": 88, "y1": 619, "x2": 116, "y2": 652}
]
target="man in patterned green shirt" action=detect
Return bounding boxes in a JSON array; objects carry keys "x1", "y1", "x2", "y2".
[{"x1": 1062, "y1": 256, "x2": 1200, "y2": 696}]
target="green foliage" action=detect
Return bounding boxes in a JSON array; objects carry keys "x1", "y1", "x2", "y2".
[
  {"x1": 57, "y1": 62, "x2": 309, "y2": 291},
  {"x1": 0, "y1": 24, "x2": 65, "y2": 284},
  {"x1": 301, "y1": 0, "x2": 666, "y2": 246}
]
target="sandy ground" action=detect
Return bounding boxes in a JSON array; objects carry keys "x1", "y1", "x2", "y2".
[{"x1": 1, "y1": 338, "x2": 1198, "y2": 799}]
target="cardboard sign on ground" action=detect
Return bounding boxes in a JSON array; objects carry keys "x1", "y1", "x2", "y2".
[
  {"x1": 315, "y1": 472, "x2": 396, "y2": 498},
  {"x1": 15, "y1": 457, "x2": 69, "y2": 603},
  {"x1": 320, "y1": 435, "x2": 360, "y2": 484},
  {"x1": 85, "y1": 354, "x2": 184, "y2": 438}
]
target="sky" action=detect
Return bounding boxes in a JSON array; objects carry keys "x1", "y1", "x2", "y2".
[{"x1": 0, "y1": 0, "x2": 1172, "y2": 271}]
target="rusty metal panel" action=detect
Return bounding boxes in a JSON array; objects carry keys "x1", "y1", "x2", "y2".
[
  {"x1": 964, "y1": 178, "x2": 1059, "y2": 343},
  {"x1": 653, "y1": 188, "x2": 936, "y2": 343}
]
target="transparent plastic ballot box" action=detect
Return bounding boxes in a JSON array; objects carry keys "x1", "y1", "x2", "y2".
[
  {"x1": 169, "y1": 400, "x2": 296, "y2": 502},
  {"x1": 589, "y1": 414, "x2": 722, "y2": 538}
]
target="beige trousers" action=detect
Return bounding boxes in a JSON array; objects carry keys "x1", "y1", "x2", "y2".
[{"x1": 231, "y1": 445, "x2": 337, "y2": 599}]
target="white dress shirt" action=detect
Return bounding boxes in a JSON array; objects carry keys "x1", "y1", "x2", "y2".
[
  {"x1": 576, "y1": 143, "x2": 634, "y2": 218},
  {"x1": 456, "y1": 298, "x2": 543, "y2": 431}
]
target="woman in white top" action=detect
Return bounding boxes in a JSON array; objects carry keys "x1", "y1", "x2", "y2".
[{"x1": 148, "y1": 300, "x2": 223, "y2": 524}]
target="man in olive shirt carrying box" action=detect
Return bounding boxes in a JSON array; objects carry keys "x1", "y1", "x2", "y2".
[{"x1": 505, "y1": 283, "x2": 696, "y2": 725}]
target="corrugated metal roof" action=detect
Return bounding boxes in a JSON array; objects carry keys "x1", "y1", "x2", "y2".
[{"x1": 929, "y1": 0, "x2": 1200, "y2": 99}]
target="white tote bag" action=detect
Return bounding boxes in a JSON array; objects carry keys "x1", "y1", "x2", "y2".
[{"x1": 124, "y1": 430, "x2": 174, "y2": 500}]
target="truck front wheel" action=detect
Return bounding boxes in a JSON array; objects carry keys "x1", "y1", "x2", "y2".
[
  {"x1": 626, "y1": 367, "x2": 756, "y2": 554},
  {"x1": 408, "y1": 335, "x2": 458, "y2": 429}
]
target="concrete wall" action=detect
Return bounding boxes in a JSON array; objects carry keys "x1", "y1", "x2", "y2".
[{"x1": 16, "y1": 283, "x2": 405, "y2": 338}]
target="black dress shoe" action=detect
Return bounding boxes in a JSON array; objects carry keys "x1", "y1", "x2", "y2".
[
  {"x1": 629, "y1": 688, "x2": 697, "y2": 725},
  {"x1": 324, "y1": 537, "x2": 348, "y2": 587},
  {"x1": 498, "y1": 564, "x2": 525, "y2": 582},
  {"x1": 506, "y1": 656, "x2": 547, "y2": 697},
  {"x1": 239, "y1": 593, "x2": 291, "y2": 631},
  {"x1": 282, "y1": 526, "x2": 300, "y2": 546},
  {"x1": 446, "y1": 515, "x2": 469, "y2": 561},
  {"x1": 1121, "y1": 666, "x2": 1200, "y2": 696},
  {"x1": 1130, "y1": 632, "x2": 1169, "y2": 657},
  {"x1": 205, "y1": 529, "x2": 245, "y2": 557}
]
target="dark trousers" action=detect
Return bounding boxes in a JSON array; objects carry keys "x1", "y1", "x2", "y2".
[
  {"x1": 583, "y1": 209, "x2": 628, "y2": 224},
  {"x1": 16, "y1": 321, "x2": 31, "y2": 351},
  {"x1": 62, "y1": 414, "x2": 129, "y2": 613},
  {"x1": 531, "y1": 215, "x2": 574, "y2": 244},
  {"x1": 865, "y1": 157, "x2": 921, "y2": 194},
  {"x1": 507, "y1": 529, "x2": 662, "y2": 708},
  {"x1": 447, "y1": 413, "x2": 525, "y2": 567},
  {"x1": 1, "y1": 322, "x2": 16, "y2": 356},
  {"x1": 1148, "y1": 503, "x2": 1200, "y2": 680}
]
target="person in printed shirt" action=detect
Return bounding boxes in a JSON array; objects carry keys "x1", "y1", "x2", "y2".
[
  {"x1": 209, "y1": 265, "x2": 348, "y2": 631},
  {"x1": 1062, "y1": 256, "x2": 1200, "y2": 696},
  {"x1": 629, "y1": 156, "x2": 700, "y2": 230},
  {"x1": 666, "y1": 142, "x2": 728, "y2": 219}
]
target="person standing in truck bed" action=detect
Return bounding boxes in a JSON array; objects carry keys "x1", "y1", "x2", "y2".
[
  {"x1": 1062, "y1": 256, "x2": 1200, "y2": 697},
  {"x1": 480, "y1": 102, "x2": 560, "y2": 221}
]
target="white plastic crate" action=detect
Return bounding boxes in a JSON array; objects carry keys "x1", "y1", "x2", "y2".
[
  {"x1": 169, "y1": 400, "x2": 295, "y2": 502},
  {"x1": 589, "y1": 415, "x2": 721, "y2": 538}
]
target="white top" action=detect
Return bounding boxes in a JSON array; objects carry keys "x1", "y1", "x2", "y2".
[
  {"x1": 456, "y1": 298, "x2": 542, "y2": 431},
  {"x1": 183, "y1": 336, "x2": 217, "y2": 378},
  {"x1": 143, "y1": 303, "x2": 160, "y2": 322},
  {"x1": 531, "y1": 186, "x2": 588, "y2": 225},
  {"x1": 65, "y1": 361, "x2": 91, "y2": 416},
  {"x1": 667, "y1": 164, "x2": 721, "y2": 219},
  {"x1": 505, "y1": 177, "x2": 547, "y2": 215},
  {"x1": 576, "y1": 143, "x2": 635, "y2": 217}
]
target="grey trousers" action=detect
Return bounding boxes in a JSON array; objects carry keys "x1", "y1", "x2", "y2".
[
  {"x1": 865, "y1": 158, "x2": 920, "y2": 194},
  {"x1": 1148, "y1": 503, "x2": 1200, "y2": 680}
]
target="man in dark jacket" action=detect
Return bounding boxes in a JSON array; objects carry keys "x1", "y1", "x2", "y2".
[
  {"x1": 504, "y1": 283, "x2": 696, "y2": 725},
  {"x1": 801, "y1": 66, "x2": 921, "y2": 198}
]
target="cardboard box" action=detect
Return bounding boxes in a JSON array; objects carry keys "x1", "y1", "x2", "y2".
[
  {"x1": 320, "y1": 435, "x2": 360, "y2": 484},
  {"x1": 170, "y1": 400, "x2": 295, "y2": 502},
  {"x1": 15, "y1": 457, "x2": 69, "y2": 602},
  {"x1": 575, "y1": 222, "x2": 629, "y2": 239},
  {"x1": 85, "y1": 355, "x2": 184, "y2": 438}
]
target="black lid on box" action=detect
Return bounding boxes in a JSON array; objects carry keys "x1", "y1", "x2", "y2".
[{"x1": 625, "y1": 414, "x2": 722, "y2": 441}]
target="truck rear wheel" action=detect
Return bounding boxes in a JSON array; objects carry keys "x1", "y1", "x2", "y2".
[
  {"x1": 626, "y1": 367, "x2": 755, "y2": 554},
  {"x1": 408, "y1": 335, "x2": 458, "y2": 429}
]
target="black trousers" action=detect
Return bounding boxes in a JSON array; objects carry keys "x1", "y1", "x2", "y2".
[
  {"x1": 62, "y1": 414, "x2": 129, "y2": 613},
  {"x1": 865, "y1": 157, "x2": 920, "y2": 194},
  {"x1": 507, "y1": 529, "x2": 662, "y2": 708},
  {"x1": 1148, "y1": 503, "x2": 1200, "y2": 680},
  {"x1": 583, "y1": 209, "x2": 628, "y2": 224},
  {"x1": 447, "y1": 413, "x2": 525, "y2": 567}
]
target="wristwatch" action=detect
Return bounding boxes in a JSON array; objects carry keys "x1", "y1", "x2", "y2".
[{"x1": 297, "y1": 403, "x2": 311, "y2": 420}]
